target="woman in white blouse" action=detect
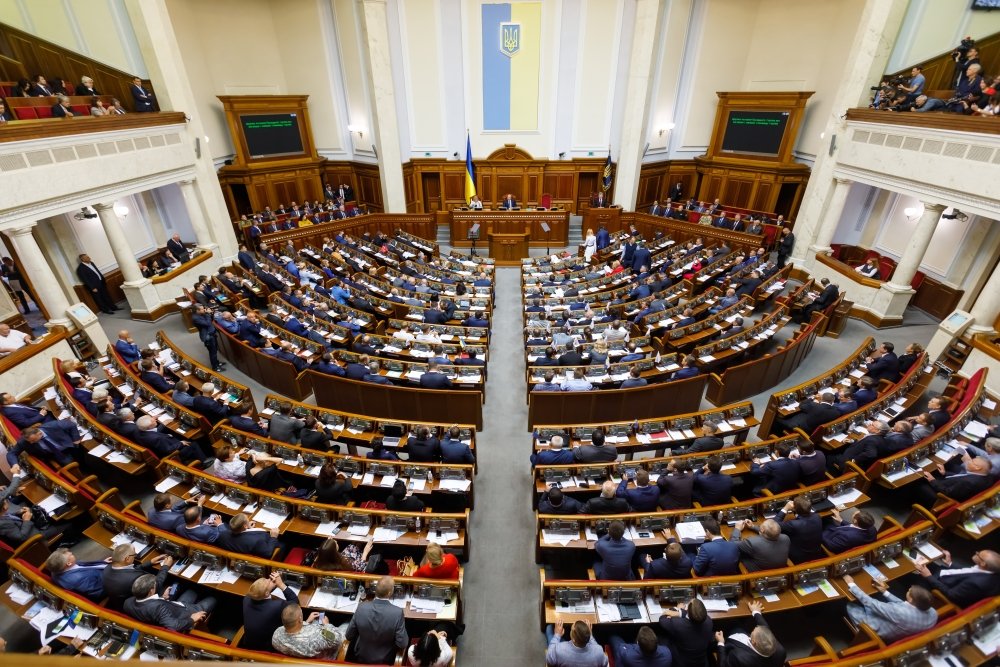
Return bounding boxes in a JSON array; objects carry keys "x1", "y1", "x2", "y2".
[
  {"x1": 583, "y1": 228, "x2": 597, "y2": 262},
  {"x1": 406, "y1": 629, "x2": 454, "y2": 667}
]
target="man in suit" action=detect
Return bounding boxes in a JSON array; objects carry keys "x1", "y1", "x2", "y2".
[
  {"x1": 419, "y1": 361, "x2": 452, "y2": 389},
  {"x1": 531, "y1": 435, "x2": 575, "y2": 466},
  {"x1": 593, "y1": 191, "x2": 608, "y2": 208},
  {"x1": 125, "y1": 572, "x2": 216, "y2": 632},
  {"x1": 242, "y1": 573, "x2": 300, "y2": 652},
  {"x1": 620, "y1": 238, "x2": 637, "y2": 269},
  {"x1": 77, "y1": 254, "x2": 117, "y2": 313},
  {"x1": 643, "y1": 536, "x2": 693, "y2": 579},
  {"x1": 113, "y1": 407, "x2": 141, "y2": 442},
  {"x1": 734, "y1": 271, "x2": 762, "y2": 297},
  {"x1": 596, "y1": 226, "x2": 611, "y2": 250},
  {"x1": 716, "y1": 602, "x2": 786, "y2": 667},
  {"x1": 166, "y1": 234, "x2": 191, "y2": 263},
  {"x1": 616, "y1": 469, "x2": 659, "y2": 511},
  {"x1": 672, "y1": 356, "x2": 700, "y2": 380},
  {"x1": 631, "y1": 241, "x2": 652, "y2": 273},
  {"x1": 580, "y1": 480, "x2": 631, "y2": 514},
  {"x1": 75, "y1": 76, "x2": 99, "y2": 97},
  {"x1": 268, "y1": 404, "x2": 304, "y2": 444},
  {"x1": 879, "y1": 420, "x2": 914, "y2": 457},
  {"x1": 499, "y1": 194, "x2": 517, "y2": 210},
  {"x1": 230, "y1": 402, "x2": 268, "y2": 436},
  {"x1": 135, "y1": 416, "x2": 210, "y2": 465},
  {"x1": 774, "y1": 496, "x2": 824, "y2": 563},
  {"x1": 130, "y1": 76, "x2": 155, "y2": 112},
  {"x1": 102, "y1": 544, "x2": 173, "y2": 607},
  {"x1": 191, "y1": 382, "x2": 231, "y2": 424},
  {"x1": 750, "y1": 442, "x2": 800, "y2": 495},
  {"x1": 138, "y1": 358, "x2": 173, "y2": 393},
  {"x1": 148, "y1": 493, "x2": 188, "y2": 532},
  {"x1": 345, "y1": 576, "x2": 408, "y2": 664},
  {"x1": 799, "y1": 278, "x2": 838, "y2": 322},
  {"x1": 693, "y1": 518, "x2": 740, "y2": 576},
  {"x1": 405, "y1": 427, "x2": 440, "y2": 462},
  {"x1": 686, "y1": 421, "x2": 725, "y2": 453},
  {"x1": 0, "y1": 393, "x2": 55, "y2": 428},
  {"x1": 594, "y1": 520, "x2": 637, "y2": 580},
  {"x1": 237, "y1": 245, "x2": 256, "y2": 270},
  {"x1": 538, "y1": 487, "x2": 582, "y2": 514},
  {"x1": 730, "y1": 519, "x2": 790, "y2": 571},
  {"x1": 363, "y1": 362, "x2": 393, "y2": 385},
  {"x1": 821, "y1": 508, "x2": 877, "y2": 553},
  {"x1": 439, "y1": 426, "x2": 474, "y2": 463},
  {"x1": 865, "y1": 342, "x2": 901, "y2": 383},
  {"x1": 28, "y1": 75, "x2": 53, "y2": 96},
  {"x1": 793, "y1": 442, "x2": 827, "y2": 485},
  {"x1": 344, "y1": 356, "x2": 370, "y2": 380},
  {"x1": 832, "y1": 386, "x2": 858, "y2": 415},
  {"x1": 914, "y1": 457, "x2": 993, "y2": 507},
  {"x1": 608, "y1": 626, "x2": 672, "y2": 667},
  {"x1": 44, "y1": 548, "x2": 108, "y2": 600},
  {"x1": 693, "y1": 456, "x2": 733, "y2": 506},
  {"x1": 558, "y1": 342, "x2": 584, "y2": 367},
  {"x1": 216, "y1": 513, "x2": 283, "y2": 558},
  {"x1": 925, "y1": 395, "x2": 953, "y2": 429},
  {"x1": 829, "y1": 420, "x2": 886, "y2": 474},
  {"x1": 572, "y1": 429, "x2": 618, "y2": 462},
  {"x1": 669, "y1": 182, "x2": 683, "y2": 200},
  {"x1": 311, "y1": 352, "x2": 345, "y2": 376},
  {"x1": 177, "y1": 505, "x2": 228, "y2": 544},
  {"x1": 657, "y1": 459, "x2": 695, "y2": 509},
  {"x1": 51, "y1": 94, "x2": 74, "y2": 118},
  {"x1": 914, "y1": 548, "x2": 1000, "y2": 608},
  {"x1": 853, "y1": 376, "x2": 878, "y2": 407},
  {"x1": 842, "y1": 577, "x2": 936, "y2": 644},
  {"x1": 775, "y1": 392, "x2": 840, "y2": 435},
  {"x1": 776, "y1": 227, "x2": 794, "y2": 268},
  {"x1": 5, "y1": 423, "x2": 83, "y2": 469}
]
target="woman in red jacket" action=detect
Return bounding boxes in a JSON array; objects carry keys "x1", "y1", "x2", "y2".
[{"x1": 412, "y1": 543, "x2": 459, "y2": 579}]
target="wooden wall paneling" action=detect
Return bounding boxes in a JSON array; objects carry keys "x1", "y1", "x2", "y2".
[
  {"x1": 421, "y1": 173, "x2": 442, "y2": 211},
  {"x1": 752, "y1": 180, "x2": 774, "y2": 211},
  {"x1": 443, "y1": 172, "x2": 465, "y2": 202},
  {"x1": 496, "y1": 173, "x2": 523, "y2": 202}
]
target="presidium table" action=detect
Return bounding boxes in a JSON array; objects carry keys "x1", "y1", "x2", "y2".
[{"x1": 438, "y1": 209, "x2": 570, "y2": 257}]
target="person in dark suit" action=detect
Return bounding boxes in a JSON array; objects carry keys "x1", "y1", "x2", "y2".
[
  {"x1": 5, "y1": 423, "x2": 82, "y2": 469},
  {"x1": 112, "y1": 408, "x2": 141, "y2": 443},
  {"x1": 716, "y1": 602, "x2": 786, "y2": 667},
  {"x1": 692, "y1": 456, "x2": 733, "y2": 506},
  {"x1": 596, "y1": 226, "x2": 611, "y2": 250},
  {"x1": 274, "y1": 342, "x2": 308, "y2": 373},
  {"x1": 693, "y1": 518, "x2": 740, "y2": 576},
  {"x1": 166, "y1": 234, "x2": 191, "y2": 263},
  {"x1": 51, "y1": 95, "x2": 74, "y2": 118},
  {"x1": 124, "y1": 572, "x2": 216, "y2": 632},
  {"x1": 799, "y1": 278, "x2": 838, "y2": 322},
  {"x1": 344, "y1": 356, "x2": 369, "y2": 380},
  {"x1": 821, "y1": 508, "x2": 877, "y2": 553},
  {"x1": 914, "y1": 549, "x2": 1000, "y2": 608},
  {"x1": 419, "y1": 361, "x2": 452, "y2": 389},
  {"x1": 686, "y1": 422, "x2": 725, "y2": 453},
  {"x1": 572, "y1": 429, "x2": 618, "y2": 462},
  {"x1": 774, "y1": 496, "x2": 824, "y2": 563},
  {"x1": 537, "y1": 487, "x2": 582, "y2": 515},
  {"x1": 865, "y1": 342, "x2": 900, "y2": 383},
  {"x1": 0, "y1": 393, "x2": 55, "y2": 428},
  {"x1": 454, "y1": 350, "x2": 485, "y2": 366},
  {"x1": 829, "y1": 420, "x2": 885, "y2": 474},
  {"x1": 853, "y1": 376, "x2": 878, "y2": 407},
  {"x1": 362, "y1": 364, "x2": 393, "y2": 385},
  {"x1": 241, "y1": 573, "x2": 299, "y2": 651},
  {"x1": 792, "y1": 442, "x2": 827, "y2": 484},
  {"x1": 134, "y1": 416, "x2": 210, "y2": 464},
  {"x1": 44, "y1": 548, "x2": 107, "y2": 600},
  {"x1": 631, "y1": 242, "x2": 652, "y2": 273},
  {"x1": 913, "y1": 457, "x2": 993, "y2": 507},
  {"x1": 148, "y1": 493, "x2": 187, "y2": 532},
  {"x1": 579, "y1": 480, "x2": 631, "y2": 514},
  {"x1": 439, "y1": 426, "x2": 475, "y2": 463},
  {"x1": 594, "y1": 520, "x2": 638, "y2": 580},
  {"x1": 776, "y1": 227, "x2": 794, "y2": 268},
  {"x1": 216, "y1": 513, "x2": 283, "y2": 558},
  {"x1": 608, "y1": 626, "x2": 672, "y2": 667},
  {"x1": 750, "y1": 442, "x2": 800, "y2": 495},
  {"x1": 657, "y1": 459, "x2": 695, "y2": 509},
  {"x1": 669, "y1": 182, "x2": 683, "y2": 200},
  {"x1": 312, "y1": 352, "x2": 346, "y2": 376},
  {"x1": 191, "y1": 382, "x2": 231, "y2": 424},
  {"x1": 345, "y1": 576, "x2": 408, "y2": 664},
  {"x1": 230, "y1": 402, "x2": 268, "y2": 436},
  {"x1": 620, "y1": 239, "x2": 637, "y2": 269},
  {"x1": 28, "y1": 75, "x2": 53, "y2": 96},
  {"x1": 299, "y1": 417, "x2": 331, "y2": 451},
  {"x1": 138, "y1": 358, "x2": 174, "y2": 393},
  {"x1": 896, "y1": 343, "x2": 923, "y2": 375},
  {"x1": 734, "y1": 271, "x2": 762, "y2": 297},
  {"x1": 76, "y1": 253, "x2": 117, "y2": 313},
  {"x1": 405, "y1": 427, "x2": 441, "y2": 462},
  {"x1": 130, "y1": 76, "x2": 155, "y2": 112},
  {"x1": 499, "y1": 194, "x2": 517, "y2": 210},
  {"x1": 926, "y1": 395, "x2": 953, "y2": 429},
  {"x1": 237, "y1": 245, "x2": 256, "y2": 270},
  {"x1": 659, "y1": 599, "x2": 714, "y2": 667},
  {"x1": 879, "y1": 420, "x2": 914, "y2": 457},
  {"x1": 643, "y1": 536, "x2": 692, "y2": 579},
  {"x1": 76, "y1": 76, "x2": 99, "y2": 96},
  {"x1": 616, "y1": 469, "x2": 660, "y2": 511},
  {"x1": 102, "y1": 544, "x2": 173, "y2": 607},
  {"x1": 177, "y1": 505, "x2": 228, "y2": 544},
  {"x1": 775, "y1": 392, "x2": 840, "y2": 435},
  {"x1": 558, "y1": 343, "x2": 584, "y2": 367}
]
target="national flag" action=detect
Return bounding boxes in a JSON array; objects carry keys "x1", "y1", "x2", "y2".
[
  {"x1": 464, "y1": 133, "x2": 477, "y2": 203},
  {"x1": 601, "y1": 150, "x2": 614, "y2": 192}
]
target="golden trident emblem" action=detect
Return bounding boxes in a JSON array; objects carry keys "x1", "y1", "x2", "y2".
[{"x1": 500, "y1": 22, "x2": 520, "y2": 56}]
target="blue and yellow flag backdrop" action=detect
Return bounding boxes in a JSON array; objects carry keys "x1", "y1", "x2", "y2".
[{"x1": 482, "y1": 2, "x2": 541, "y2": 131}]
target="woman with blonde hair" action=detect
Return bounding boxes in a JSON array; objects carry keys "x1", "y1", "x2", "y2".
[
  {"x1": 412, "y1": 543, "x2": 459, "y2": 579},
  {"x1": 583, "y1": 228, "x2": 597, "y2": 263}
]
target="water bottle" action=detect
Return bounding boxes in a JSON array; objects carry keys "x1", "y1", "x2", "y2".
[
  {"x1": 426, "y1": 468, "x2": 434, "y2": 483},
  {"x1": 415, "y1": 516, "x2": 422, "y2": 533}
]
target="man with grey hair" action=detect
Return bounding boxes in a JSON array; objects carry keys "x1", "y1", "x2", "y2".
[
  {"x1": 134, "y1": 415, "x2": 211, "y2": 465},
  {"x1": 124, "y1": 572, "x2": 216, "y2": 632},
  {"x1": 345, "y1": 576, "x2": 407, "y2": 664},
  {"x1": 191, "y1": 382, "x2": 230, "y2": 423},
  {"x1": 530, "y1": 434, "x2": 574, "y2": 466},
  {"x1": 51, "y1": 94, "x2": 74, "y2": 118},
  {"x1": 730, "y1": 518, "x2": 791, "y2": 572},
  {"x1": 113, "y1": 407, "x2": 140, "y2": 442},
  {"x1": 959, "y1": 437, "x2": 1000, "y2": 476},
  {"x1": 716, "y1": 600, "x2": 785, "y2": 666},
  {"x1": 580, "y1": 480, "x2": 631, "y2": 515}
]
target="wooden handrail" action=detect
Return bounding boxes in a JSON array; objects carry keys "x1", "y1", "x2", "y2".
[
  {"x1": 845, "y1": 107, "x2": 1000, "y2": 136},
  {"x1": 0, "y1": 112, "x2": 186, "y2": 143}
]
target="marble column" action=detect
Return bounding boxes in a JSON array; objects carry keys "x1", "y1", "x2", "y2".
[
  {"x1": 788, "y1": 0, "x2": 908, "y2": 266},
  {"x1": 612, "y1": 0, "x2": 664, "y2": 210},
  {"x1": 967, "y1": 258, "x2": 1000, "y2": 334},
  {"x1": 94, "y1": 203, "x2": 161, "y2": 316},
  {"x1": 358, "y1": 0, "x2": 407, "y2": 213},
  {"x1": 5, "y1": 224, "x2": 72, "y2": 327},
  {"x1": 888, "y1": 203, "x2": 944, "y2": 289},
  {"x1": 807, "y1": 178, "x2": 853, "y2": 260},
  {"x1": 178, "y1": 179, "x2": 218, "y2": 251}
]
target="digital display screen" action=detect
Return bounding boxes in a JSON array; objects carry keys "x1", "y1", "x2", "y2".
[
  {"x1": 239, "y1": 113, "x2": 304, "y2": 159},
  {"x1": 721, "y1": 110, "x2": 789, "y2": 157}
]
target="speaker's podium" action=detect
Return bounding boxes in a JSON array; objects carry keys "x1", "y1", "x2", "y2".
[{"x1": 488, "y1": 229, "x2": 530, "y2": 265}]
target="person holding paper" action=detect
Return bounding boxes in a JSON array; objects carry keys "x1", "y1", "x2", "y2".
[
  {"x1": 914, "y1": 549, "x2": 1000, "y2": 608},
  {"x1": 842, "y1": 576, "x2": 936, "y2": 643}
]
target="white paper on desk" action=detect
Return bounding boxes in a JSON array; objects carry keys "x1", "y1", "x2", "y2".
[
  {"x1": 438, "y1": 479, "x2": 471, "y2": 492},
  {"x1": 388, "y1": 594, "x2": 409, "y2": 610},
  {"x1": 410, "y1": 597, "x2": 446, "y2": 615},
  {"x1": 181, "y1": 562, "x2": 202, "y2": 578},
  {"x1": 963, "y1": 421, "x2": 990, "y2": 438},
  {"x1": 361, "y1": 473, "x2": 375, "y2": 486},
  {"x1": 107, "y1": 452, "x2": 131, "y2": 464},
  {"x1": 697, "y1": 597, "x2": 731, "y2": 613},
  {"x1": 218, "y1": 495, "x2": 243, "y2": 510},
  {"x1": 373, "y1": 527, "x2": 403, "y2": 543},
  {"x1": 917, "y1": 542, "x2": 944, "y2": 560},
  {"x1": 154, "y1": 476, "x2": 183, "y2": 493},
  {"x1": 971, "y1": 623, "x2": 1000, "y2": 655},
  {"x1": 983, "y1": 398, "x2": 997, "y2": 411},
  {"x1": 541, "y1": 530, "x2": 576, "y2": 546},
  {"x1": 427, "y1": 530, "x2": 459, "y2": 545},
  {"x1": 199, "y1": 568, "x2": 232, "y2": 585},
  {"x1": 595, "y1": 600, "x2": 622, "y2": 622},
  {"x1": 157, "y1": 414, "x2": 173, "y2": 426},
  {"x1": 716, "y1": 422, "x2": 733, "y2": 432},
  {"x1": 43, "y1": 387, "x2": 58, "y2": 401},
  {"x1": 699, "y1": 355, "x2": 715, "y2": 363},
  {"x1": 89, "y1": 443, "x2": 111, "y2": 458},
  {"x1": 379, "y1": 474, "x2": 398, "y2": 488},
  {"x1": 253, "y1": 508, "x2": 287, "y2": 529},
  {"x1": 636, "y1": 434, "x2": 651, "y2": 444},
  {"x1": 828, "y1": 433, "x2": 849, "y2": 443},
  {"x1": 348, "y1": 524, "x2": 371, "y2": 536},
  {"x1": 407, "y1": 478, "x2": 427, "y2": 492},
  {"x1": 272, "y1": 584, "x2": 300, "y2": 600},
  {"x1": 675, "y1": 521, "x2": 706, "y2": 544},
  {"x1": 828, "y1": 488, "x2": 863, "y2": 506},
  {"x1": 314, "y1": 521, "x2": 340, "y2": 537},
  {"x1": 7, "y1": 584, "x2": 33, "y2": 605},
  {"x1": 720, "y1": 463, "x2": 737, "y2": 471},
  {"x1": 35, "y1": 494, "x2": 66, "y2": 513}
]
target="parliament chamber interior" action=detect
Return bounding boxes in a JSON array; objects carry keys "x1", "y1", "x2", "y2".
[{"x1": 1, "y1": 1, "x2": 1000, "y2": 665}]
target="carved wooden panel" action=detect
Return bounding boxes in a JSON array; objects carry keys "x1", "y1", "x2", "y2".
[
  {"x1": 443, "y1": 172, "x2": 465, "y2": 201},
  {"x1": 723, "y1": 179, "x2": 753, "y2": 208}
]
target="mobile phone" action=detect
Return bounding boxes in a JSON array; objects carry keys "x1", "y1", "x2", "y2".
[{"x1": 166, "y1": 583, "x2": 179, "y2": 598}]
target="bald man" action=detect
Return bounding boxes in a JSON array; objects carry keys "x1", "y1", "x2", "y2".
[
  {"x1": 914, "y1": 549, "x2": 1000, "y2": 607},
  {"x1": 914, "y1": 457, "x2": 993, "y2": 508},
  {"x1": 729, "y1": 518, "x2": 790, "y2": 572}
]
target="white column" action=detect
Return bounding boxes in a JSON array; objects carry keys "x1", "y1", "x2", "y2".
[
  {"x1": 178, "y1": 179, "x2": 218, "y2": 251},
  {"x1": 94, "y1": 203, "x2": 146, "y2": 286},
  {"x1": 358, "y1": 0, "x2": 407, "y2": 213},
  {"x1": 967, "y1": 259, "x2": 1000, "y2": 334},
  {"x1": 808, "y1": 178, "x2": 853, "y2": 257},
  {"x1": 612, "y1": 0, "x2": 664, "y2": 210},
  {"x1": 789, "y1": 0, "x2": 908, "y2": 265},
  {"x1": 887, "y1": 202, "x2": 944, "y2": 290},
  {"x1": 5, "y1": 224, "x2": 72, "y2": 327}
]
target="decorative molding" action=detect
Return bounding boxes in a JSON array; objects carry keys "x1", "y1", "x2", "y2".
[{"x1": 129, "y1": 301, "x2": 180, "y2": 322}]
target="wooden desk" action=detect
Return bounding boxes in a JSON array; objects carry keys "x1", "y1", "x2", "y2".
[
  {"x1": 441, "y1": 209, "x2": 570, "y2": 248},
  {"x1": 488, "y1": 232, "x2": 530, "y2": 266},
  {"x1": 582, "y1": 207, "x2": 623, "y2": 235}
]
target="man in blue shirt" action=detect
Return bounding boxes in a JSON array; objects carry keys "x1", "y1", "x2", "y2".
[
  {"x1": 561, "y1": 369, "x2": 594, "y2": 392},
  {"x1": 115, "y1": 330, "x2": 141, "y2": 364}
]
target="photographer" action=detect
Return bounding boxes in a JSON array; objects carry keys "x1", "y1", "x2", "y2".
[
  {"x1": 899, "y1": 66, "x2": 925, "y2": 101},
  {"x1": 192, "y1": 303, "x2": 225, "y2": 372},
  {"x1": 951, "y1": 38, "x2": 979, "y2": 87}
]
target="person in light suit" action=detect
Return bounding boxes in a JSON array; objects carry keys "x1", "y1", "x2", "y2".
[
  {"x1": 345, "y1": 576, "x2": 408, "y2": 664},
  {"x1": 729, "y1": 519, "x2": 791, "y2": 572}
]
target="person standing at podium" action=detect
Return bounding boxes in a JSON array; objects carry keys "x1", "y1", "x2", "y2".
[
  {"x1": 593, "y1": 191, "x2": 608, "y2": 208},
  {"x1": 583, "y1": 228, "x2": 597, "y2": 263}
]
